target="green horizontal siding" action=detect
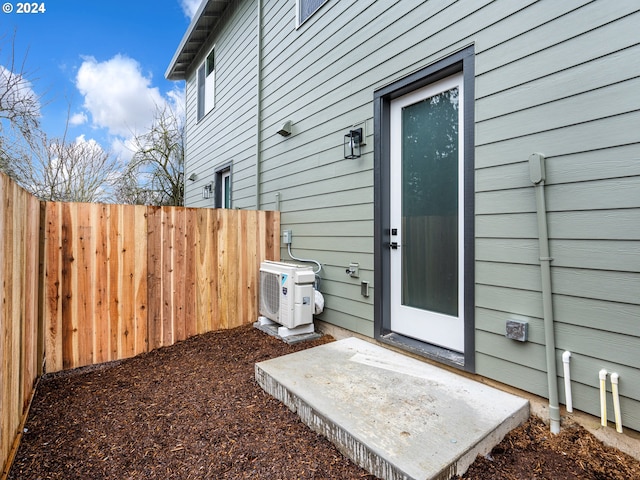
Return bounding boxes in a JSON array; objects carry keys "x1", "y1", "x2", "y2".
[
  {"x1": 476, "y1": 46, "x2": 640, "y2": 122},
  {"x1": 477, "y1": 210, "x2": 640, "y2": 240},
  {"x1": 473, "y1": 0, "x2": 640, "y2": 430},
  {"x1": 476, "y1": 111, "x2": 640, "y2": 169},
  {"x1": 477, "y1": 238, "x2": 640, "y2": 272},
  {"x1": 181, "y1": 0, "x2": 640, "y2": 431},
  {"x1": 476, "y1": 10, "x2": 640, "y2": 97},
  {"x1": 183, "y1": 0, "x2": 258, "y2": 209},
  {"x1": 478, "y1": 78, "x2": 640, "y2": 145}
]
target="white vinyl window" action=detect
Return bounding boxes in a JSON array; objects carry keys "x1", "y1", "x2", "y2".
[
  {"x1": 297, "y1": 0, "x2": 327, "y2": 26},
  {"x1": 197, "y1": 48, "x2": 215, "y2": 121}
]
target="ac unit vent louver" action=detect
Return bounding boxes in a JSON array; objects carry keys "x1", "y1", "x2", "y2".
[{"x1": 260, "y1": 269, "x2": 280, "y2": 318}]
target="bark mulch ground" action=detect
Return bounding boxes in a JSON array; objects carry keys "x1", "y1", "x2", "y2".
[
  {"x1": 8, "y1": 324, "x2": 640, "y2": 479},
  {"x1": 458, "y1": 415, "x2": 640, "y2": 480}
]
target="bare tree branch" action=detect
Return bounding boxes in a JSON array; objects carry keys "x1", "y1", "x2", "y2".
[
  {"x1": 0, "y1": 30, "x2": 41, "y2": 157},
  {"x1": 117, "y1": 103, "x2": 184, "y2": 206},
  {"x1": 10, "y1": 129, "x2": 121, "y2": 202}
]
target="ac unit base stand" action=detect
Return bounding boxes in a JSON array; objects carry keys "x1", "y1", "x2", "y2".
[
  {"x1": 257, "y1": 316, "x2": 276, "y2": 326},
  {"x1": 278, "y1": 323, "x2": 314, "y2": 338},
  {"x1": 253, "y1": 318, "x2": 322, "y2": 345}
]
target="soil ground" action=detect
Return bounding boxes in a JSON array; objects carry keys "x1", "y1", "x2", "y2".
[{"x1": 8, "y1": 325, "x2": 640, "y2": 479}]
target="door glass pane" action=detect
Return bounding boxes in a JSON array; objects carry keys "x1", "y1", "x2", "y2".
[
  {"x1": 223, "y1": 172, "x2": 231, "y2": 208},
  {"x1": 401, "y1": 86, "x2": 459, "y2": 316}
]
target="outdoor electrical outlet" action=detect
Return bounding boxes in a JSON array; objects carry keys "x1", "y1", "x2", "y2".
[
  {"x1": 283, "y1": 229, "x2": 292, "y2": 245},
  {"x1": 506, "y1": 319, "x2": 528, "y2": 342},
  {"x1": 346, "y1": 262, "x2": 359, "y2": 278}
]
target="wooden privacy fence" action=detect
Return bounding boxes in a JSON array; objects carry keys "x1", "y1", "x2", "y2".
[
  {"x1": 2, "y1": 170, "x2": 279, "y2": 475},
  {"x1": 43, "y1": 203, "x2": 280, "y2": 373},
  {"x1": 1, "y1": 174, "x2": 42, "y2": 478}
]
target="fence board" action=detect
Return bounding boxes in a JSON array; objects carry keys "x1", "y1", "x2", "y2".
[
  {"x1": 226, "y1": 209, "x2": 239, "y2": 329},
  {"x1": 210, "y1": 209, "x2": 220, "y2": 332},
  {"x1": 133, "y1": 206, "x2": 148, "y2": 355},
  {"x1": 162, "y1": 207, "x2": 174, "y2": 347},
  {"x1": 146, "y1": 206, "x2": 163, "y2": 351},
  {"x1": 95, "y1": 205, "x2": 109, "y2": 365},
  {"x1": 1, "y1": 174, "x2": 42, "y2": 477},
  {"x1": 1, "y1": 176, "x2": 15, "y2": 473},
  {"x1": 77, "y1": 203, "x2": 95, "y2": 367},
  {"x1": 184, "y1": 210, "x2": 197, "y2": 339},
  {"x1": 23, "y1": 194, "x2": 40, "y2": 409},
  {"x1": 174, "y1": 209, "x2": 186, "y2": 343},
  {"x1": 196, "y1": 208, "x2": 213, "y2": 334},
  {"x1": 215, "y1": 210, "x2": 226, "y2": 331},
  {"x1": 121, "y1": 206, "x2": 133, "y2": 358},
  {"x1": 43, "y1": 202, "x2": 62, "y2": 373},
  {"x1": 107, "y1": 204, "x2": 120, "y2": 361},
  {"x1": 60, "y1": 202, "x2": 75, "y2": 370}
]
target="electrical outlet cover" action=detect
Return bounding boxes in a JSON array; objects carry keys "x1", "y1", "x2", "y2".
[{"x1": 506, "y1": 319, "x2": 528, "y2": 342}]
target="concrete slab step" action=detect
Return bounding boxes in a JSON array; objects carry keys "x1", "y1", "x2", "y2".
[{"x1": 256, "y1": 337, "x2": 529, "y2": 480}]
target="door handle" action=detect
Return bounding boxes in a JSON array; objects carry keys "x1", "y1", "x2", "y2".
[{"x1": 390, "y1": 242, "x2": 399, "y2": 250}]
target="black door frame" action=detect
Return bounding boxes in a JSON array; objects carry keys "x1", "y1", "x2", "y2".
[{"x1": 373, "y1": 45, "x2": 476, "y2": 372}]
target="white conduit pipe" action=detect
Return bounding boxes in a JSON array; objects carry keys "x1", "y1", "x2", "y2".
[
  {"x1": 287, "y1": 243, "x2": 322, "y2": 274},
  {"x1": 611, "y1": 373, "x2": 623, "y2": 433},
  {"x1": 562, "y1": 351, "x2": 573, "y2": 413},
  {"x1": 599, "y1": 369, "x2": 608, "y2": 427}
]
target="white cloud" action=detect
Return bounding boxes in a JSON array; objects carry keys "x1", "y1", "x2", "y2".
[
  {"x1": 166, "y1": 85, "x2": 186, "y2": 127},
  {"x1": 75, "y1": 54, "x2": 164, "y2": 137},
  {"x1": 180, "y1": 0, "x2": 202, "y2": 20},
  {"x1": 111, "y1": 137, "x2": 136, "y2": 163},
  {"x1": 74, "y1": 133, "x2": 101, "y2": 150},
  {"x1": 73, "y1": 54, "x2": 186, "y2": 172},
  {"x1": 69, "y1": 111, "x2": 88, "y2": 126}
]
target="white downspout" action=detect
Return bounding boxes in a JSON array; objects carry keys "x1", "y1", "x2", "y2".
[
  {"x1": 254, "y1": 0, "x2": 263, "y2": 209},
  {"x1": 529, "y1": 153, "x2": 561, "y2": 434},
  {"x1": 562, "y1": 351, "x2": 573, "y2": 413},
  {"x1": 611, "y1": 373, "x2": 623, "y2": 433}
]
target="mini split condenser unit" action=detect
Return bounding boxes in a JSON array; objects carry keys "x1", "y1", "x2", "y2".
[{"x1": 259, "y1": 261, "x2": 315, "y2": 329}]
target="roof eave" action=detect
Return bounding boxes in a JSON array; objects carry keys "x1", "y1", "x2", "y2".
[{"x1": 165, "y1": 0, "x2": 232, "y2": 81}]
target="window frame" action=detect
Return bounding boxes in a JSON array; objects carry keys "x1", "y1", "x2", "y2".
[{"x1": 197, "y1": 47, "x2": 216, "y2": 122}]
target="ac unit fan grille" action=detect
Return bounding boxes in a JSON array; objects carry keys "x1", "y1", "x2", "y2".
[{"x1": 260, "y1": 271, "x2": 280, "y2": 318}]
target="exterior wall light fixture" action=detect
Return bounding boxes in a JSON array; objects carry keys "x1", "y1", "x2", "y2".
[
  {"x1": 187, "y1": 172, "x2": 198, "y2": 181},
  {"x1": 344, "y1": 128, "x2": 363, "y2": 159},
  {"x1": 202, "y1": 183, "x2": 213, "y2": 199}
]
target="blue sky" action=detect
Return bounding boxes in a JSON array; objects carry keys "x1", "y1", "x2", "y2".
[{"x1": 2, "y1": 0, "x2": 201, "y2": 158}]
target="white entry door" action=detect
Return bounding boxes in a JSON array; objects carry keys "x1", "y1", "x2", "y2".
[{"x1": 389, "y1": 73, "x2": 465, "y2": 353}]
